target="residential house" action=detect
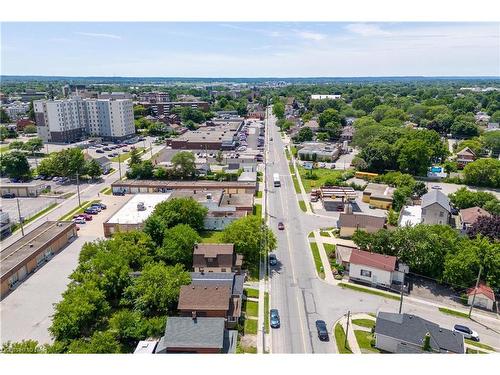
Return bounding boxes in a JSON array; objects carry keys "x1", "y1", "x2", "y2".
[
  {"x1": 340, "y1": 125, "x2": 354, "y2": 142},
  {"x1": 459, "y1": 206, "x2": 491, "y2": 230},
  {"x1": 190, "y1": 272, "x2": 245, "y2": 299},
  {"x1": 338, "y1": 213, "x2": 386, "y2": 238},
  {"x1": 398, "y1": 205, "x2": 422, "y2": 227},
  {"x1": 348, "y1": 249, "x2": 406, "y2": 290},
  {"x1": 177, "y1": 284, "x2": 241, "y2": 328},
  {"x1": 155, "y1": 317, "x2": 237, "y2": 354},
  {"x1": 421, "y1": 190, "x2": 451, "y2": 225},
  {"x1": 192, "y1": 243, "x2": 243, "y2": 274},
  {"x1": 94, "y1": 156, "x2": 112, "y2": 174},
  {"x1": 467, "y1": 283, "x2": 496, "y2": 311},
  {"x1": 334, "y1": 244, "x2": 359, "y2": 272},
  {"x1": 303, "y1": 119, "x2": 320, "y2": 133},
  {"x1": 362, "y1": 183, "x2": 395, "y2": 210},
  {"x1": 456, "y1": 147, "x2": 476, "y2": 168},
  {"x1": 374, "y1": 312, "x2": 465, "y2": 354}
]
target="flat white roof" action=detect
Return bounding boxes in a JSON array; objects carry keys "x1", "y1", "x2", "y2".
[
  {"x1": 107, "y1": 194, "x2": 171, "y2": 225},
  {"x1": 398, "y1": 205, "x2": 422, "y2": 227},
  {"x1": 133, "y1": 340, "x2": 158, "y2": 354}
]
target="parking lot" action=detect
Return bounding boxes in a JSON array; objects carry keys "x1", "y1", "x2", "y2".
[{"x1": 1, "y1": 196, "x2": 59, "y2": 224}]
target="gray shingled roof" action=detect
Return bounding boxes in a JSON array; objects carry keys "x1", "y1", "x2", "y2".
[
  {"x1": 421, "y1": 189, "x2": 451, "y2": 212},
  {"x1": 156, "y1": 317, "x2": 225, "y2": 352},
  {"x1": 375, "y1": 312, "x2": 464, "y2": 353}
]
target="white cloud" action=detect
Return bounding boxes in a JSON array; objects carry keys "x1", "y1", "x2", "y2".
[
  {"x1": 345, "y1": 23, "x2": 392, "y2": 37},
  {"x1": 295, "y1": 30, "x2": 327, "y2": 41},
  {"x1": 74, "y1": 32, "x2": 122, "y2": 40}
]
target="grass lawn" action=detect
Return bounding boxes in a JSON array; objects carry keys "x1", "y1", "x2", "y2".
[
  {"x1": 334, "y1": 323, "x2": 352, "y2": 354},
  {"x1": 110, "y1": 147, "x2": 145, "y2": 162},
  {"x1": 0, "y1": 145, "x2": 10, "y2": 154},
  {"x1": 245, "y1": 288, "x2": 259, "y2": 299},
  {"x1": 256, "y1": 190, "x2": 263, "y2": 198},
  {"x1": 244, "y1": 319, "x2": 258, "y2": 335},
  {"x1": 354, "y1": 330, "x2": 380, "y2": 353},
  {"x1": 465, "y1": 339, "x2": 495, "y2": 351},
  {"x1": 298, "y1": 166, "x2": 353, "y2": 192},
  {"x1": 466, "y1": 348, "x2": 487, "y2": 354},
  {"x1": 12, "y1": 203, "x2": 58, "y2": 233},
  {"x1": 245, "y1": 301, "x2": 259, "y2": 317},
  {"x1": 324, "y1": 243, "x2": 335, "y2": 259},
  {"x1": 59, "y1": 200, "x2": 92, "y2": 221},
  {"x1": 320, "y1": 230, "x2": 330, "y2": 237},
  {"x1": 352, "y1": 319, "x2": 375, "y2": 329},
  {"x1": 264, "y1": 292, "x2": 269, "y2": 334},
  {"x1": 298, "y1": 200, "x2": 307, "y2": 212},
  {"x1": 338, "y1": 283, "x2": 400, "y2": 301},
  {"x1": 310, "y1": 242, "x2": 325, "y2": 279},
  {"x1": 253, "y1": 204, "x2": 262, "y2": 217},
  {"x1": 439, "y1": 307, "x2": 469, "y2": 318},
  {"x1": 199, "y1": 230, "x2": 224, "y2": 243},
  {"x1": 308, "y1": 232, "x2": 314, "y2": 238},
  {"x1": 285, "y1": 148, "x2": 291, "y2": 160},
  {"x1": 291, "y1": 174, "x2": 301, "y2": 193}
]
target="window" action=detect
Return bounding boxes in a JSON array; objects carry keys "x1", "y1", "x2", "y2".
[
  {"x1": 439, "y1": 211, "x2": 444, "y2": 217},
  {"x1": 221, "y1": 268, "x2": 226, "y2": 272},
  {"x1": 421, "y1": 208, "x2": 426, "y2": 215},
  {"x1": 360, "y1": 269, "x2": 372, "y2": 277}
]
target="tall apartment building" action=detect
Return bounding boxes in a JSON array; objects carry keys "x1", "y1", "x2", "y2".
[
  {"x1": 138, "y1": 92, "x2": 170, "y2": 103},
  {"x1": 34, "y1": 98, "x2": 135, "y2": 143}
]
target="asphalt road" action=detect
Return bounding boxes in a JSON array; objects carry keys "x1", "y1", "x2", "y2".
[{"x1": 264, "y1": 110, "x2": 500, "y2": 353}]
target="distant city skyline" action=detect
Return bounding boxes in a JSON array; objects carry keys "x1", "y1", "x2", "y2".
[{"x1": 2, "y1": 22, "x2": 499, "y2": 77}]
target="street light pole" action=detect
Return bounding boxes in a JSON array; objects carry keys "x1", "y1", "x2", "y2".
[
  {"x1": 76, "y1": 171, "x2": 81, "y2": 207},
  {"x1": 16, "y1": 198, "x2": 25, "y2": 236}
]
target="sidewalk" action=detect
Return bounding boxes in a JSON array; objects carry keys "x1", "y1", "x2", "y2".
[
  {"x1": 312, "y1": 230, "x2": 336, "y2": 284},
  {"x1": 335, "y1": 314, "x2": 361, "y2": 354}
]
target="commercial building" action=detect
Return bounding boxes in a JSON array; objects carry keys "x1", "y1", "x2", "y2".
[
  {"x1": 166, "y1": 121, "x2": 243, "y2": 150},
  {"x1": 98, "y1": 92, "x2": 133, "y2": 100},
  {"x1": 0, "y1": 181, "x2": 47, "y2": 197},
  {"x1": 103, "y1": 194, "x2": 171, "y2": 237},
  {"x1": 374, "y1": 312, "x2": 465, "y2": 354},
  {"x1": 338, "y1": 213, "x2": 386, "y2": 238},
  {"x1": 34, "y1": 97, "x2": 135, "y2": 143},
  {"x1": 421, "y1": 189, "x2": 451, "y2": 225},
  {"x1": 155, "y1": 317, "x2": 237, "y2": 354},
  {"x1": 362, "y1": 183, "x2": 395, "y2": 210},
  {"x1": 192, "y1": 243, "x2": 243, "y2": 274},
  {"x1": 2, "y1": 101, "x2": 29, "y2": 120},
  {"x1": 1, "y1": 221, "x2": 77, "y2": 299},
  {"x1": 111, "y1": 180, "x2": 257, "y2": 195},
  {"x1": 139, "y1": 101, "x2": 209, "y2": 116},
  {"x1": 138, "y1": 92, "x2": 170, "y2": 103},
  {"x1": 297, "y1": 142, "x2": 341, "y2": 162}
]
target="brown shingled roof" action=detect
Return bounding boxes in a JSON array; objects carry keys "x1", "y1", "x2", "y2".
[
  {"x1": 178, "y1": 285, "x2": 231, "y2": 311},
  {"x1": 460, "y1": 207, "x2": 491, "y2": 225},
  {"x1": 339, "y1": 213, "x2": 386, "y2": 229},
  {"x1": 193, "y1": 243, "x2": 234, "y2": 257},
  {"x1": 349, "y1": 249, "x2": 396, "y2": 271}
]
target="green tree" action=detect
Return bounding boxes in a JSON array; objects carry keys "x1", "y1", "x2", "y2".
[
  {"x1": 457, "y1": 138, "x2": 484, "y2": 156},
  {"x1": 221, "y1": 215, "x2": 277, "y2": 272},
  {"x1": 128, "y1": 148, "x2": 142, "y2": 167},
  {"x1": 0, "y1": 109, "x2": 11, "y2": 124},
  {"x1": 171, "y1": 151, "x2": 196, "y2": 179},
  {"x1": 482, "y1": 130, "x2": 500, "y2": 155},
  {"x1": 448, "y1": 187, "x2": 498, "y2": 209},
  {"x1": 127, "y1": 160, "x2": 154, "y2": 179},
  {"x1": 1, "y1": 340, "x2": 47, "y2": 354},
  {"x1": 157, "y1": 224, "x2": 201, "y2": 267},
  {"x1": 450, "y1": 120, "x2": 479, "y2": 138},
  {"x1": 319, "y1": 108, "x2": 342, "y2": 127},
  {"x1": 272, "y1": 102, "x2": 285, "y2": 120},
  {"x1": 324, "y1": 122, "x2": 342, "y2": 140},
  {"x1": 66, "y1": 331, "x2": 121, "y2": 354},
  {"x1": 0, "y1": 150, "x2": 31, "y2": 179},
  {"x1": 23, "y1": 124, "x2": 37, "y2": 134},
  {"x1": 397, "y1": 139, "x2": 432, "y2": 176},
  {"x1": 50, "y1": 281, "x2": 110, "y2": 341},
  {"x1": 359, "y1": 141, "x2": 396, "y2": 172},
  {"x1": 85, "y1": 159, "x2": 103, "y2": 179},
  {"x1": 392, "y1": 186, "x2": 413, "y2": 212},
  {"x1": 133, "y1": 105, "x2": 147, "y2": 119},
  {"x1": 463, "y1": 158, "x2": 500, "y2": 188},
  {"x1": 122, "y1": 263, "x2": 191, "y2": 316},
  {"x1": 352, "y1": 95, "x2": 381, "y2": 113},
  {"x1": 8, "y1": 140, "x2": 25, "y2": 150}
]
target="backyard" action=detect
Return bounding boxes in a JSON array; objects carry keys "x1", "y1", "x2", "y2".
[{"x1": 297, "y1": 166, "x2": 354, "y2": 192}]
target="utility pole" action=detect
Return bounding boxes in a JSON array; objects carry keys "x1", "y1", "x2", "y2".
[
  {"x1": 399, "y1": 271, "x2": 405, "y2": 314},
  {"x1": 118, "y1": 156, "x2": 122, "y2": 180},
  {"x1": 149, "y1": 142, "x2": 153, "y2": 158},
  {"x1": 344, "y1": 310, "x2": 351, "y2": 348},
  {"x1": 16, "y1": 198, "x2": 25, "y2": 236},
  {"x1": 468, "y1": 266, "x2": 482, "y2": 318},
  {"x1": 76, "y1": 171, "x2": 81, "y2": 207}
]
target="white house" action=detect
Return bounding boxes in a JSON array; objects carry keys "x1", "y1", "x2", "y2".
[
  {"x1": 348, "y1": 249, "x2": 407, "y2": 290},
  {"x1": 467, "y1": 284, "x2": 496, "y2": 311},
  {"x1": 421, "y1": 189, "x2": 451, "y2": 225}
]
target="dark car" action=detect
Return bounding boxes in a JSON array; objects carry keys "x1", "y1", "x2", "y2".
[
  {"x1": 451, "y1": 206, "x2": 459, "y2": 215},
  {"x1": 269, "y1": 253, "x2": 277, "y2": 266},
  {"x1": 315, "y1": 320, "x2": 329, "y2": 341},
  {"x1": 270, "y1": 309, "x2": 280, "y2": 329},
  {"x1": 96, "y1": 149, "x2": 104, "y2": 153},
  {"x1": 92, "y1": 202, "x2": 106, "y2": 209},
  {"x1": 278, "y1": 222, "x2": 285, "y2": 230},
  {"x1": 84, "y1": 208, "x2": 99, "y2": 215},
  {"x1": 113, "y1": 190, "x2": 125, "y2": 196},
  {"x1": 2, "y1": 192, "x2": 16, "y2": 198}
]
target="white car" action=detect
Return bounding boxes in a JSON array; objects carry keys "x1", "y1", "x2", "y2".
[
  {"x1": 453, "y1": 324, "x2": 479, "y2": 341},
  {"x1": 431, "y1": 185, "x2": 442, "y2": 190}
]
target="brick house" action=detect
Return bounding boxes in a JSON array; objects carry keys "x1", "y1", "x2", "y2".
[
  {"x1": 192, "y1": 243, "x2": 243, "y2": 273},
  {"x1": 456, "y1": 147, "x2": 476, "y2": 168}
]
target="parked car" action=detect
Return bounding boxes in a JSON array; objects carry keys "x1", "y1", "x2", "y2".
[
  {"x1": 278, "y1": 222, "x2": 285, "y2": 230},
  {"x1": 270, "y1": 137, "x2": 273, "y2": 141},
  {"x1": 269, "y1": 253, "x2": 277, "y2": 266},
  {"x1": 431, "y1": 185, "x2": 442, "y2": 190},
  {"x1": 96, "y1": 149, "x2": 104, "y2": 153},
  {"x1": 92, "y1": 202, "x2": 106, "y2": 209},
  {"x1": 73, "y1": 218, "x2": 86, "y2": 224},
  {"x1": 453, "y1": 325, "x2": 479, "y2": 341},
  {"x1": 330, "y1": 164, "x2": 336, "y2": 169},
  {"x1": 84, "y1": 208, "x2": 99, "y2": 215},
  {"x1": 103, "y1": 147, "x2": 111, "y2": 151},
  {"x1": 122, "y1": 149, "x2": 129, "y2": 152},
  {"x1": 270, "y1": 309, "x2": 280, "y2": 328},
  {"x1": 315, "y1": 320, "x2": 329, "y2": 341},
  {"x1": 2, "y1": 192, "x2": 16, "y2": 198},
  {"x1": 113, "y1": 190, "x2": 125, "y2": 196},
  {"x1": 451, "y1": 206, "x2": 459, "y2": 215}
]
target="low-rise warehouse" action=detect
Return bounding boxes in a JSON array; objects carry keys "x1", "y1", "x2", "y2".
[
  {"x1": 0, "y1": 181, "x2": 47, "y2": 197},
  {"x1": 362, "y1": 183, "x2": 395, "y2": 210},
  {"x1": 1, "y1": 221, "x2": 77, "y2": 299}
]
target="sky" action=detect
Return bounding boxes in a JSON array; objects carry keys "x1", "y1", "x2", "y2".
[{"x1": 1, "y1": 22, "x2": 499, "y2": 77}]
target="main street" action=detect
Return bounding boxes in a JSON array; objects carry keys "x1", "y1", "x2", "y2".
[{"x1": 264, "y1": 109, "x2": 500, "y2": 353}]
